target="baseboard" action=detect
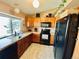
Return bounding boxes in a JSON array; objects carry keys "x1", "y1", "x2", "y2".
[{"x1": 32, "y1": 42, "x2": 54, "y2": 46}]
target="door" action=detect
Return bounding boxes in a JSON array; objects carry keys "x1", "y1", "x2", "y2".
[{"x1": 54, "y1": 17, "x2": 68, "y2": 59}]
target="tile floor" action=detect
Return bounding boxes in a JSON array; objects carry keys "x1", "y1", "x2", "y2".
[{"x1": 20, "y1": 43, "x2": 54, "y2": 59}]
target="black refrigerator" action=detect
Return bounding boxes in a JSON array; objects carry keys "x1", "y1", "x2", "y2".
[{"x1": 54, "y1": 14, "x2": 79, "y2": 59}]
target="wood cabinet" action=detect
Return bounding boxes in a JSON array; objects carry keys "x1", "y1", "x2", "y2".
[
  {"x1": 17, "y1": 34, "x2": 32, "y2": 57},
  {"x1": 50, "y1": 35, "x2": 54, "y2": 45},
  {"x1": 32, "y1": 33, "x2": 40, "y2": 43},
  {"x1": 34, "y1": 18, "x2": 41, "y2": 27},
  {"x1": 0, "y1": 43, "x2": 18, "y2": 59},
  {"x1": 26, "y1": 17, "x2": 34, "y2": 27},
  {"x1": 0, "y1": 34, "x2": 32, "y2": 59},
  {"x1": 32, "y1": 33, "x2": 54, "y2": 45},
  {"x1": 33, "y1": 18, "x2": 56, "y2": 28}
]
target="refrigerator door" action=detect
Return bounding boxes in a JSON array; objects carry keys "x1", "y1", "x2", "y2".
[
  {"x1": 63, "y1": 14, "x2": 79, "y2": 59},
  {"x1": 54, "y1": 17, "x2": 68, "y2": 59},
  {"x1": 54, "y1": 14, "x2": 79, "y2": 59}
]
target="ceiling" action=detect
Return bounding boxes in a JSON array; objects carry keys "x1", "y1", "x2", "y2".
[
  {"x1": 66, "y1": 0, "x2": 79, "y2": 9},
  {"x1": 54, "y1": 0, "x2": 79, "y2": 17},
  {"x1": 0, "y1": 0, "x2": 67, "y2": 14},
  {"x1": 1, "y1": 0, "x2": 78, "y2": 17}
]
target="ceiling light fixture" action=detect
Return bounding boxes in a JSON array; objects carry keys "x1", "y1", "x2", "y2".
[
  {"x1": 32, "y1": 0, "x2": 39, "y2": 8},
  {"x1": 14, "y1": 8, "x2": 20, "y2": 13}
]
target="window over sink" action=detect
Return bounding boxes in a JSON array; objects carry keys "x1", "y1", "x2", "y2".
[
  {"x1": 0, "y1": 16, "x2": 11, "y2": 38},
  {"x1": 12, "y1": 18, "x2": 22, "y2": 35},
  {"x1": 0, "y1": 13, "x2": 22, "y2": 39}
]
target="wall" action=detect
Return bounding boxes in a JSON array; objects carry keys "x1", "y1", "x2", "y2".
[
  {"x1": 0, "y1": 1, "x2": 27, "y2": 32},
  {"x1": 72, "y1": 28, "x2": 79, "y2": 59},
  {"x1": 0, "y1": 1, "x2": 26, "y2": 17},
  {"x1": 0, "y1": 1, "x2": 12, "y2": 14}
]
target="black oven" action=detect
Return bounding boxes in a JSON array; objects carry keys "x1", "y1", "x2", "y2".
[
  {"x1": 40, "y1": 29, "x2": 50, "y2": 45},
  {"x1": 40, "y1": 22, "x2": 51, "y2": 45}
]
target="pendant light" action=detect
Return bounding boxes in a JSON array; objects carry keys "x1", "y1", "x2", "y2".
[
  {"x1": 14, "y1": 8, "x2": 20, "y2": 13},
  {"x1": 32, "y1": 0, "x2": 39, "y2": 8}
]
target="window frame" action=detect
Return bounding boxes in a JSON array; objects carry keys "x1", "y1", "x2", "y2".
[{"x1": 0, "y1": 12, "x2": 22, "y2": 39}]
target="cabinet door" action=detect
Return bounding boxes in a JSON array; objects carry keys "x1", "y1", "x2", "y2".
[
  {"x1": 32, "y1": 34, "x2": 40, "y2": 43},
  {"x1": 27, "y1": 18, "x2": 34, "y2": 27},
  {"x1": 50, "y1": 35, "x2": 54, "y2": 45},
  {"x1": 17, "y1": 34, "x2": 32, "y2": 57},
  {"x1": 24, "y1": 34, "x2": 32, "y2": 49},
  {"x1": 0, "y1": 43, "x2": 18, "y2": 59},
  {"x1": 17, "y1": 40, "x2": 23, "y2": 57},
  {"x1": 34, "y1": 18, "x2": 41, "y2": 27}
]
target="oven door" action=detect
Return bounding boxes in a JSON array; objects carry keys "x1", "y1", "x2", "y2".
[
  {"x1": 42, "y1": 34, "x2": 48, "y2": 40},
  {"x1": 40, "y1": 33, "x2": 50, "y2": 45}
]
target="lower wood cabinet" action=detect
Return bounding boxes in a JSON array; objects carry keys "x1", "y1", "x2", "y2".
[
  {"x1": 0, "y1": 33, "x2": 54, "y2": 59},
  {"x1": 0, "y1": 43, "x2": 19, "y2": 59},
  {"x1": 50, "y1": 35, "x2": 54, "y2": 45},
  {"x1": 32, "y1": 33, "x2": 40, "y2": 43},
  {"x1": 0, "y1": 34, "x2": 33, "y2": 59},
  {"x1": 32, "y1": 33, "x2": 54, "y2": 45},
  {"x1": 17, "y1": 34, "x2": 32, "y2": 57}
]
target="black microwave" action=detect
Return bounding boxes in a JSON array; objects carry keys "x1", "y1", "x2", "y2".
[{"x1": 41, "y1": 22, "x2": 51, "y2": 28}]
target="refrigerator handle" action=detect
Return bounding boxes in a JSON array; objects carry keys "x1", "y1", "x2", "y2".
[{"x1": 76, "y1": 38, "x2": 78, "y2": 41}]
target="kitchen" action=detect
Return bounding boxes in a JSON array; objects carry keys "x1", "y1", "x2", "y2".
[{"x1": 0, "y1": 0, "x2": 79, "y2": 59}]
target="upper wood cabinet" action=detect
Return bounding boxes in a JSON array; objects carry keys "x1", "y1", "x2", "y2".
[
  {"x1": 25, "y1": 17, "x2": 56, "y2": 28},
  {"x1": 25, "y1": 17, "x2": 34, "y2": 27},
  {"x1": 33, "y1": 17, "x2": 56, "y2": 28},
  {"x1": 34, "y1": 18, "x2": 41, "y2": 27}
]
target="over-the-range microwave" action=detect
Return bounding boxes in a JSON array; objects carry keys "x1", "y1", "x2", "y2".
[{"x1": 41, "y1": 22, "x2": 51, "y2": 28}]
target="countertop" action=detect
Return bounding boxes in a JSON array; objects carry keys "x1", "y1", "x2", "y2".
[
  {"x1": 0, "y1": 32, "x2": 32, "y2": 51},
  {"x1": 0, "y1": 31, "x2": 54, "y2": 51}
]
